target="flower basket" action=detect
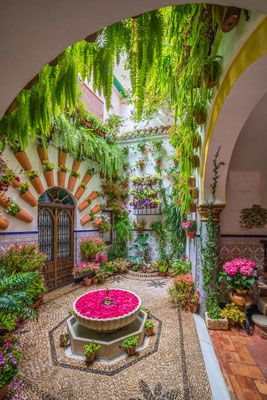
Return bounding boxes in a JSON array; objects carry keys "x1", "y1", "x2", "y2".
[
  {"x1": 72, "y1": 159, "x2": 81, "y2": 172},
  {"x1": 78, "y1": 200, "x2": 90, "y2": 212},
  {"x1": 80, "y1": 214, "x2": 91, "y2": 225},
  {"x1": 58, "y1": 150, "x2": 67, "y2": 166},
  {"x1": 14, "y1": 151, "x2": 32, "y2": 170},
  {"x1": 188, "y1": 177, "x2": 196, "y2": 188},
  {"x1": 0, "y1": 216, "x2": 9, "y2": 230},
  {"x1": 186, "y1": 231, "x2": 196, "y2": 239},
  {"x1": 57, "y1": 171, "x2": 66, "y2": 187},
  {"x1": 14, "y1": 210, "x2": 33, "y2": 223},
  {"x1": 82, "y1": 173, "x2": 92, "y2": 186},
  {"x1": 44, "y1": 170, "x2": 54, "y2": 187},
  {"x1": 218, "y1": 6, "x2": 241, "y2": 33},
  {"x1": 68, "y1": 175, "x2": 77, "y2": 191},
  {"x1": 74, "y1": 186, "x2": 85, "y2": 201},
  {"x1": 20, "y1": 190, "x2": 38, "y2": 207},
  {"x1": 37, "y1": 146, "x2": 48, "y2": 163},
  {"x1": 0, "y1": 193, "x2": 10, "y2": 208},
  {"x1": 88, "y1": 191, "x2": 98, "y2": 201},
  {"x1": 31, "y1": 176, "x2": 45, "y2": 194}
]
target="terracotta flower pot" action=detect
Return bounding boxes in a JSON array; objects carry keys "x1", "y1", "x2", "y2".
[
  {"x1": 74, "y1": 187, "x2": 85, "y2": 201},
  {"x1": 57, "y1": 171, "x2": 66, "y2": 187},
  {"x1": 82, "y1": 173, "x2": 92, "y2": 186},
  {"x1": 10, "y1": 178, "x2": 20, "y2": 188},
  {"x1": 188, "y1": 177, "x2": 196, "y2": 188},
  {"x1": 68, "y1": 176, "x2": 77, "y2": 192},
  {"x1": 186, "y1": 231, "x2": 196, "y2": 239},
  {"x1": 204, "y1": 61, "x2": 220, "y2": 89},
  {"x1": 218, "y1": 6, "x2": 241, "y2": 33},
  {"x1": 31, "y1": 294, "x2": 44, "y2": 310},
  {"x1": 229, "y1": 291, "x2": 253, "y2": 307},
  {"x1": 37, "y1": 146, "x2": 48, "y2": 163},
  {"x1": 58, "y1": 150, "x2": 67, "y2": 166},
  {"x1": 93, "y1": 218, "x2": 103, "y2": 228},
  {"x1": 156, "y1": 159, "x2": 162, "y2": 167},
  {"x1": 81, "y1": 119, "x2": 93, "y2": 129},
  {"x1": 91, "y1": 204, "x2": 102, "y2": 214},
  {"x1": 139, "y1": 162, "x2": 145, "y2": 170},
  {"x1": 236, "y1": 289, "x2": 249, "y2": 295},
  {"x1": 44, "y1": 170, "x2": 54, "y2": 187},
  {"x1": 83, "y1": 276, "x2": 93, "y2": 287},
  {"x1": 0, "y1": 193, "x2": 10, "y2": 208},
  {"x1": 30, "y1": 176, "x2": 45, "y2": 195},
  {"x1": 72, "y1": 159, "x2": 81, "y2": 172},
  {"x1": 0, "y1": 216, "x2": 9, "y2": 230},
  {"x1": 14, "y1": 209, "x2": 33, "y2": 223},
  {"x1": 0, "y1": 385, "x2": 8, "y2": 400},
  {"x1": 193, "y1": 109, "x2": 207, "y2": 125},
  {"x1": 126, "y1": 346, "x2": 137, "y2": 356},
  {"x1": 85, "y1": 352, "x2": 96, "y2": 364},
  {"x1": 78, "y1": 200, "x2": 90, "y2": 212},
  {"x1": 80, "y1": 214, "x2": 91, "y2": 225},
  {"x1": 88, "y1": 191, "x2": 98, "y2": 201},
  {"x1": 189, "y1": 303, "x2": 199, "y2": 313},
  {"x1": 145, "y1": 327, "x2": 154, "y2": 336},
  {"x1": 14, "y1": 151, "x2": 32, "y2": 171},
  {"x1": 20, "y1": 190, "x2": 38, "y2": 207}
]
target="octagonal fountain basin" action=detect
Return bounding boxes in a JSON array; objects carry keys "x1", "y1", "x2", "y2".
[
  {"x1": 67, "y1": 310, "x2": 147, "y2": 360},
  {"x1": 73, "y1": 289, "x2": 141, "y2": 332}
]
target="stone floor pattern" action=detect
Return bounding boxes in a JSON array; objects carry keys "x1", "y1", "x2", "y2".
[
  {"x1": 210, "y1": 327, "x2": 267, "y2": 400},
  {"x1": 9, "y1": 274, "x2": 212, "y2": 400}
]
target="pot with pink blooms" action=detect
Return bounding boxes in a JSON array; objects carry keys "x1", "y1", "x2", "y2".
[
  {"x1": 219, "y1": 258, "x2": 257, "y2": 306},
  {"x1": 181, "y1": 220, "x2": 197, "y2": 239}
]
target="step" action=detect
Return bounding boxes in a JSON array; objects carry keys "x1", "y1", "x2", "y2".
[{"x1": 258, "y1": 297, "x2": 267, "y2": 315}]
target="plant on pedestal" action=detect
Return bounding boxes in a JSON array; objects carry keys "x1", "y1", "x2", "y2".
[
  {"x1": 122, "y1": 336, "x2": 138, "y2": 356},
  {"x1": 145, "y1": 320, "x2": 155, "y2": 336}
]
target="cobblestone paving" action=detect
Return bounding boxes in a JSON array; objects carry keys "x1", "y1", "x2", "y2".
[{"x1": 13, "y1": 275, "x2": 211, "y2": 400}]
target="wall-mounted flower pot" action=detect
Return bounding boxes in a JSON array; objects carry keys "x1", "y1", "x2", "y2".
[
  {"x1": 81, "y1": 119, "x2": 93, "y2": 129},
  {"x1": 93, "y1": 218, "x2": 103, "y2": 228},
  {"x1": 57, "y1": 171, "x2": 66, "y2": 187},
  {"x1": 58, "y1": 150, "x2": 67, "y2": 166},
  {"x1": 48, "y1": 52, "x2": 63, "y2": 67},
  {"x1": 91, "y1": 204, "x2": 102, "y2": 214},
  {"x1": 44, "y1": 170, "x2": 54, "y2": 187},
  {"x1": 6, "y1": 98, "x2": 19, "y2": 114},
  {"x1": 0, "y1": 193, "x2": 10, "y2": 208},
  {"x1": 185, "y1": 231, "x2": 196, "y2": 239},
  {"x1": 204, "y1": 61, "x2": 220, "y2": 89},
  {"x1": 190, "y1": 188, "x2": 199, "y2": 199},
  {"x1": 72, "y1": 159, "x2": 81, "y2": 172},
  {"x1": 14, "y1": 151, "x2": 32, "y2": 171},
  {"x1": 82, "y1": 173, "x2": 92, "y2": 186},
  {"x1": 88, "y1": 191, "x2": 98, "y2": 201},
  {"x1": 188, "y1": 177, "x2": 196, "y2": 188},
  {"x1": 15, "y1": 210, "x2": 33, "y2": 223},
  {"x1": 74, "y1": 187, "x2": 85, "y2": 201},
  {"x1": 218, "y1": 7, "x2": 241, "y2": 33},
  {"x1": 78, "y1": 199, "x2": 90, "y2": 212},
  {"x1": 30, "y1": 176, "x2": 45, "y2": 195},
  {"x1": 80, "y1": 214, "x2": 91, "y2": 225},
  {"x1": 37, "y1": 146, "x2": 48, "y2": 163},
  {"x1": 20, "y1": 190, "x2": 38, "y2": 207},
  {"x1": 10, "y1": 178, "x2": 20, "y2": 188},
  {"x1": 68, "y1": 176, "x2": 77, "y2": 192},
  {"x1": 191, "y1": 155, "x2": 200, "y2": 169},
  {"x1": 0, "y1": 216, "x2": 9, "y2": 230}
]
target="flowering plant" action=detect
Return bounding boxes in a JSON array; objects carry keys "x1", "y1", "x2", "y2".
[
  {"x1": 72, "y1": 262, "x2": 100, "y2": 278},
  {"x1": 80, "y1": 237, "x2": 106, "y2": 259},
  {"x1": 169, "y1": 274, "x2": 195, "y2": 308},
  {"x1": 95, "y1": 254, "x2": 108, "y2": 265},
  {"x1": 130, "y1": 174, "x2": 161, "y2": 209},
  {"x1": 181, "y1": 220, "x2": 197, "y2": 232},
  {"x1": 6, "y1": 200, "x2": 20, "y2": 216},
  {"x1": 102, "y1": 181, "x2": 121, "y2": 199},
  {"x1": 190, "y1": 291, "x2": 200, "y2": 305},
  {"x1": 219, "y1": 258, "x2": 256, "y2": 290},
  {"x1": 171, "y1": 257, "x2": 191, "y2": 276},
  {"x1": 0, "y1": 243, "x2": 46, "y2": 273},
  {"x1": 0, "y1": 154, "x2": 20, "y2": 192},
  {"x1": 0, "y1": 341, "x2": 21, "y2": 388}
]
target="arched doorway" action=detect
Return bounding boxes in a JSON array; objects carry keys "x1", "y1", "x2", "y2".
[{"x1": 38, "y1": 187, "x2": 75, "y2": 290}]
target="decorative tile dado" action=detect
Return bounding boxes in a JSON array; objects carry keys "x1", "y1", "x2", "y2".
[{"x1": 221, "y1": 236, "x2": 265, "y2": 269}]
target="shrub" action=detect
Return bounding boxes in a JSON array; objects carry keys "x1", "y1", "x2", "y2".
[
  {"x1": 80, "y1": 237, "x2": 106, "y2": 259},
  {"x1": 25, "y1": 276, "x2": 46, "y2": 302},
  {"x1": 0, "y1": 342, "x2": 21, "y2": 389},
  {"x1": 220, "y1": 303, "x2": 245, "y2": 325},
  {"x1": 169, "y1": 274, "x2": 195, "y2": 308},
  {"x1": 171, "y1": 257, "x2": 191, "y2": 276},
  {"x1": 0, "y1": 244, "x2": 46, "y2": 274}
]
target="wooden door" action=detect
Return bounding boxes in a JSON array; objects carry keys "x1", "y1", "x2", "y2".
[{"x1": 38, "y1": 188, "x2": 75, "y2": 290}]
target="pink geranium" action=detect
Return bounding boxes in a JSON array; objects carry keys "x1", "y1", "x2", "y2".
[{"x1": 223, "y1": 258, "x2": 256, "y2": 276}]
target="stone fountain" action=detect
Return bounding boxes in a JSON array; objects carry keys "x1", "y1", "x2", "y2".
[{"x1": 67, "y1": 288, "x2": 148, "y2": 361}]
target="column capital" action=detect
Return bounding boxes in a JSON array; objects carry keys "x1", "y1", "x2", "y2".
[{"x1": 197, "y1": 203, "x2": 226, "y2": 222}]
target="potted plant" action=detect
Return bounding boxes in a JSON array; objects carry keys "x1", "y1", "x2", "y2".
[
  {"x1": 42, "y1": 161, "x2": 55, "y2": 187},
  {"x1": 80, "y1": 214, "x2": 92, "y2": 226},
  {"x1": 91, "y1": 204, "x2": 102, "y2": 215},
  {"x1": 218, "y1": 258, "x2": 256, "y2": 306},
  {"x1": 0, "y1": 343, "x2": 21, "y2": 399},
  {"x1": 6, "y1": 199, "x2": 33, "y2": 223},
  {"x1": 151, "y1": 221, "x2": 162, "y2": 236},
  {"x1": 59, "y1": 331, "x2": 70, "y2": 348},
  {"x1": 190, "y1": 187, "x2": 199, "y2": 199},
  {"x1": 188, "y1": 177, "x2": 196, "y2": 188},
  {"x1": 136, "y1": 158, "x2": 145, "y2": 171},
  {"x1": 81, "y1": 168, "x2": 95, "y2": 185},
  {"x1": 74, "y1": 183, "x2": 87, "y2": 200},
  {"x1": 141, "y1": 306, "x2": 151, "y2": 318},
  {"x1": 37, "y1": 143, "x2": 48, "y2": 163},
  {"x1": 218, "y1": 6, "x2": 241, "y2": 33},
  {"x1": 155, "y1": 154, "x2": 163, "y2": 168},
  {"x1": 13, "y1": 148, "x2": 32, "y2": 171},
  {"x1": 80, "y1": 237, "x2": 106, "y2": 261},
  {"x1": 72, "y1": 159, "x2": 81, "y2": 172},
  {"x1": 169, "y1": 274, "x2": 195, "y2": 310},
  {"x1": 18, "y1": 182, "x2": 37, "y2": 207},
  {"x1": 159, "y1": 265, "x2": 168, "y2": 277},
  {"x1": 58, "y1": 149, "x2": 68, "y2": 166},
  {"x1": 26, "y1": 275, "x2": 46, "y2": 309},
  {"x1": 145, "y1": 320, "x2": 155, "y2": 336},
  {"x1": 171, "y1": 258, "x2": 192, "y2": 276},
  {"x1": 83, "y1": 275, "x2": 93, "y2": 287},
  {"x1": 220, "y1": 303, "x2": 245, "y2": 326},
  {"x1": 190, "y1": 154, "x2": 200, "y2": 169},
  {"x1": 0, "y1": 192, "x2": 10, "y2": 208},
  {"x1": 181, "y1": 220, "x2": 197, "y2": 239},
  {"x1": 189, "y1": 292, "x2": 200, "y2": 313},
  {"x1": 98, "y1": 220, "x2": 111, "y2": 234},
  {"x1": 78, "y1": 197, "x2": 92, "y2": 212},
  {"x1": 83, "y1": 342, "x2": 101, "y2": 364},
  {"x1": 25, "y1": 169, "x2": 45, "y2": 195},
  {"x1": 192, "y1": 103, "x2": 207, "y2": 125},
  {"x1": 57, "y1": 165, "x2": 69, "y2": 187},
  {"x1": 121, "y1": 336, "x2": 138, "y2": 356},
  {"x1": 133, "y1": 219, "x2": 146, "y2": 234},
  {"x1": 0, "y1": 213, "x2": 9, "y2": 230},
  {"x1": 88, "y1": 191, "x2": 99, "y2": 201},
  {"x1": 93, "y1": 217, "x2": 104, "y2": 229},
  {"x1": 204, "y1": 56, "x2": 222, "y2": 89},
  {"x1": 68, "y1": 170, "x2": 80, "y2": 191}
]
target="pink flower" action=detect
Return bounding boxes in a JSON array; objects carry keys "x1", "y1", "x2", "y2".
[
  {"x1": 182, "y1": 221, "x2": 191, "y2": 230},
  {"x1": 223, "y1": 258, "x2": 256, "y2": 276},
  {"x1": 223, "y1": 261, "x2": 239, "y2": 275}
]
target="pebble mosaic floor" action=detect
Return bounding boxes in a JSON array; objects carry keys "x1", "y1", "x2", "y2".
[{"x1": 9, "y1": 274, "x2": 212, "y2": 400}]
